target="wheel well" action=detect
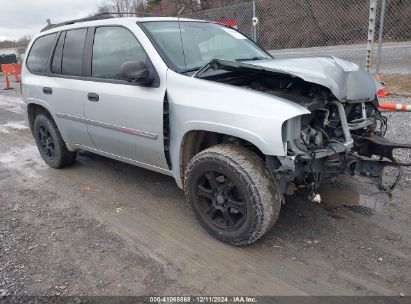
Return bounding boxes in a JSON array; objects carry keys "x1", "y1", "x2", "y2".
[
  {"x1": 180, "y1": 130, "x2": 265, "y2": 183},
  {"x1": 27, "y1": 103, "x2": 52, "y2": 132}
]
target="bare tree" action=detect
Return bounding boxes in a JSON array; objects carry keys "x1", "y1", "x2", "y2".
[
  {"x1": 97, "y1": 0, "x2": 145, "y2": 16},
  {"x1": 0, "y1": 35, "x2": 31, "y2": 49},
  {"x1": 16, "y1": 35, "x2": 31, "y2": 47}
]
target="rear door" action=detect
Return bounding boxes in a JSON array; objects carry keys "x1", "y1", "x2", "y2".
[
  {"x1": 24, "y1": 33, "x2": 58, "y2": 121},
  {"x1": 47, "y1": 28, "x2": 95, "y2": 148},
  {"x1": 83, "y1": 26, "x2": 169, "y2": 169}
]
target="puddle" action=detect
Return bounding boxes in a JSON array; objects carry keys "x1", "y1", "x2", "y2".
[
  {"x1": 0, "y1": 95, "x2": 23, "y2": 114},
  {"x1": 0, "y1": 154, "x2": 17, "y2": 163},
  {"x1": 0, "y1": 121, "x2": 28, "y2": 133},
  {"x1": 319, "y1": 175, "x2": 389, "y2": 211},
  {"x1": 0, "y1": 144, "x2": 47, "y2": 178}
]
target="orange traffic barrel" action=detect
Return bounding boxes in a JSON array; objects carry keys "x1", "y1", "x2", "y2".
[{"x1": 379, "y1": 102, "x2": 411, "y2": 112}]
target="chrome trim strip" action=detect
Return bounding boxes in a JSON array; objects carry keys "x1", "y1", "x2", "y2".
[
  {"x1": 56, "y1": 113, "x2": 158, "y2": 140},
  {"x1": 56, "y1": 113, "x2": 85, "y2": 123},
  {"x1": 86, "y1": 119, "x2": 158, "y2": 140}
]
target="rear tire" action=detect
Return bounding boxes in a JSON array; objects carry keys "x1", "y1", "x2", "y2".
[
  {"x1": 33, "y1": 113, "x2": 76, "y2": 168},
  {"x1": 184, "y1": 144, "x2": 281, "y2": 246}
]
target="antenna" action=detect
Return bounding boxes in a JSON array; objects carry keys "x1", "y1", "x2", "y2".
[
  {"x1": 177, "y1": 6, "x2": 186, "y2": 16},
  {"x1": 177, "y1": 7, "x2": 187, "y2": 69}
]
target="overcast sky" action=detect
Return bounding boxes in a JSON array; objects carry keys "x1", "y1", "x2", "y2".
[{"x1": 0, "y1": 0, "x2": 100, "y2": 41}]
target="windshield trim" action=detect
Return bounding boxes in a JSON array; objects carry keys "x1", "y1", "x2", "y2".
[{"x1": 137, "y1": 20, "x2": 273, "y2": 74}]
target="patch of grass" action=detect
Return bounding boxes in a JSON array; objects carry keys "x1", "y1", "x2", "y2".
[{"x1": 381, "y1": 74, "x2": 411, "y2": 95}]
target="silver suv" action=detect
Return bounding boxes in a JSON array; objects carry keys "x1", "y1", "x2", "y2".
[{"x1": 22, "y1": 15, "x2": 410, "y2": 245}]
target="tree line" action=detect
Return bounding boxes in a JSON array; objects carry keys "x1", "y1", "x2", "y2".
[
  {"x1": 0, "y1": 36, "x2": 31, "y2": 50},
  {"x1": 96, "y1": 0, "x2": 247, "y2": 15}
]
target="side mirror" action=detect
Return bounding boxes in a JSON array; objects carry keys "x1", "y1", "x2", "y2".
[{"x1": 120, "y1": 61, "x2": 155, "y2": 85}]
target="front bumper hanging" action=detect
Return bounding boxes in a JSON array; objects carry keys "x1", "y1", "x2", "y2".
[
  {"x1": 350, "y1": 135, "x2": 411, "y2": 193},
  {"x1": 353, "y1": 135, "x2": 411, "y2": 166}
]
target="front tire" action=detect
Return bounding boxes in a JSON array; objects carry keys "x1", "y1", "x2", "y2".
[
  {"x1": 184, "y1": 144, "x2": 281, "y2": 246},
  {"x1": 33, "y1": 114, "x2": 76, "y2": 168}
]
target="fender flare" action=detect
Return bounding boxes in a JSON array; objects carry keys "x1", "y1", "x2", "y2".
[{"x1": 169, "y1": 120, "x2": 289, "y2": 189}]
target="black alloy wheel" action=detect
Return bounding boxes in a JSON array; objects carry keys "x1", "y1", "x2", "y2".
[
  {"x1": 38, "y1": 125, "x2": 55, "y2": 160},
  {"x1": 184, "y1": 144, "x2": 282, "y2": 246},
  {"x1": 195, "y1": 171, "x2": 247, "y2": 230},
  {"x1": 33, "y1": 113, "x2": 76, "y2": 168}
]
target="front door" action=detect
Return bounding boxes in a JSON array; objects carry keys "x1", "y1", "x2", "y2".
[{"x1": 83, "y1": 26, "x2": 168, "y2": 170}]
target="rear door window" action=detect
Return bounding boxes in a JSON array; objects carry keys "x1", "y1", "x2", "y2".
[
  {"x1": 26, "y1": 33, "x2": 57, "y2": 73},
  {"x1": 92, "y1": 26, "x2": 148, "y2": 80},
  {"x1": 61, "y1": 28, "x2": 87, "y2": 76}
]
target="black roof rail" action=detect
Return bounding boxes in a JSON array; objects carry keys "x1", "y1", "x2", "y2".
[
  {"x1": 40, "y1": 13, "x2": 114, "y2": 32},
  {"x1": 40, "y1": 12, "x2": 167, "y2": 33}
]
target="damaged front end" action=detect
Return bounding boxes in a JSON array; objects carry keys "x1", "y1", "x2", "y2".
[
  {"x1": 195, "y1": 57, "x2": 411, "y2": 202},
  {"x1": 278, "y1": 100, "x2": 410, "y2": 201},
  {"x1": 266, "y1": 66, "x2": 411, "y2": 201}
]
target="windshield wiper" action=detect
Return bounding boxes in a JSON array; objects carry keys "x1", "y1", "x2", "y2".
[
  {"x1": 182, "y1": 67, "x2": 203, "y2": 74},
  {"x1": 182, "y1": 57, "x2": 268, "y2": 73},
  {"x1": 235, "y1": 57, "x2": 268, "y2": 62}
]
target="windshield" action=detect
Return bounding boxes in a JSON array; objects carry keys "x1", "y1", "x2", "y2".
[{"x1": 141, "y1": 21, "x2": 271, "y2": 72}]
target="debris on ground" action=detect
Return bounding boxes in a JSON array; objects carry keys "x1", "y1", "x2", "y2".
[
  {"x1": 344, "y1": 205, "x2": 376, "y2": 216},
  {"x1": 80, "y1": 184, "x2": 93, "y2": 191}
]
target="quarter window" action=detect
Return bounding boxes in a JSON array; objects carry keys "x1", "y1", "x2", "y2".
[
  {"x1": 51, "y1": 32, "x2": 66, "y2": 74},
  {"x1": 26, "y1": 33, "x2": 57, "y2": 73},
  {"x1": 92, "y1": 27, "x2": 148, "y2": 80},
  {"x1": 61, "y1": 29, "x2": 87, "y2": 76}
]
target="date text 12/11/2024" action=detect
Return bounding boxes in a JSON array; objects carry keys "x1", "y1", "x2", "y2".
[{"x1": 149, "y1": 296, "x2": 257, "y2": 303}]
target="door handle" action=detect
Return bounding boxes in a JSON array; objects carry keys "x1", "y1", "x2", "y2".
[
  {"x1": 87, "y1": 93, "x2": 99, "y2": 102},
  {"x1": 42, "y1": 87, "x2": 52, "y2": 95}
]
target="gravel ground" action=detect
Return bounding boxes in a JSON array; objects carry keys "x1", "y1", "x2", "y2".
[
  {"x1": 380, "y1": 95, "x2": 411, "y2": 186},
  {"x1": 0, "y1": 83, "x2": 410, "y2": 299}
]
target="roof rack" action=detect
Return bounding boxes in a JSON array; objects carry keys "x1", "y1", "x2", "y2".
[
  {"x1": 40, "y1": 12, "x2": 166, "y2": 33},
  {"x1": 40, "y1": 13, "x2": 114, "y2": 32}
]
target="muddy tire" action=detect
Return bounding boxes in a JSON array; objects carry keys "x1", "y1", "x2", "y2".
[
  {"x1": 184, "y1": 144, "x2": 281, "y2": 246},
  {"x1": 33, "y1": 113, "x2": 76, "y2": 168}
]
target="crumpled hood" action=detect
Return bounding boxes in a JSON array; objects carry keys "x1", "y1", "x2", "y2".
[{"x1": 245, "y1": 57, "x2": 377, "y2": 102}]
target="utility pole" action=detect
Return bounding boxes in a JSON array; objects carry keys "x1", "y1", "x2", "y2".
[
  {"x1": 376, "y1": 0, "x2": 386, "y2": 75},
  {"x1": 366, "y1": 0, "x2": 377, "y2": 72},
  {"x1": 252, "y1": 0, "x2": 257, "y2": 42}
]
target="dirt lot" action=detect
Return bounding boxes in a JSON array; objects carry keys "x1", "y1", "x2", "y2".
[
  {"x1": 0, "y1": 82, "x2": 410, "y2": 298},
  {"x1": 381, "y1": 74, "x2": 411, "y2": 95}
]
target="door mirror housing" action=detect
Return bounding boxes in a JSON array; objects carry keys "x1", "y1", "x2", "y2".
[{"x1": 120, "y1": 61, "x2": 155, "y2": 85}]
